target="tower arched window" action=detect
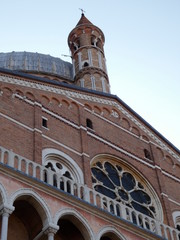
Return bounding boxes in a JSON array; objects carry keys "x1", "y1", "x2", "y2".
[
  {"x1": 97, "y1": 39, "x2": 103, "y2": 50},
  {"x1": 73, "y1": 39, "x2": 80, "y2": 51},
  {"x1": 91, "y1": 155, "x2": 163, "y2": 222},
  {"x1": 91, "y1": 36, "x2": 97, "y2": 46}
]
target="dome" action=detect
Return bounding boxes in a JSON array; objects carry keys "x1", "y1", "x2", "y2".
[{"x1": 0, "y1": 51, "x2": 73, "y2": 80}]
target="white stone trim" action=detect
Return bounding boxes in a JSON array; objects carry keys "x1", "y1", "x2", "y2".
[
  {"x1": 161, "y1": 169, "x2": 180, "y2": 183},
  {"x1": 80, "y1": 78, "x2": 85, "y2": 88},
  {"x1": 88, "y1": 49, "x2": 93, "y2": 66},
  {"x1": 72, "y1": 59, "x2": 76, "y2": 77},
  {"x1": 161, "y1": 193, "x2": 180, "y2": 206},
  {"x1": 0, "y1": 112, "x2": 34, "y2": 132},
  {"x1": 97, "y1": 226, "x2": 127, "y2": 240},
  {"x1": 77, "y1": 52, "x2": 82, "y2": 70},
  {"x1": 42, "y1": 107, "x2": 79, "y2": 129},
  {"x1": 87, "y1": 131, "x2": 154, "y2": 168},
  {"x1": 101, "y1": 77, "x2": 106, "y2": 93},
  {"x1": 89, "y1": 108, "x2": 141, "y2": 139},
  {"x1": 97, "y1": 51, "x2": 102, "y2": 69},
  {"x1": 53, "y1": 208, "x2": 95, "y2": 240},
  {"x1": 0, "y1": 75, "x2": 179, "y2": 161},
  {"x1": 42, "y1": 134, "x2": 84, "y2": 157},
  {"x1": 91, "y1": 75, "x2": 96, "y2": 90},
  {"x1": 0, "y1": 111, "x2": 42, "y2": 134}
]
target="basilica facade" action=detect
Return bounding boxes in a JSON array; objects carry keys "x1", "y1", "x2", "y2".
[{"x1": 0, "y1": 13, "x2": 179, "y2": 240}]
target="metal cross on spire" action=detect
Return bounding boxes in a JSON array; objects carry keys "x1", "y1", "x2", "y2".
[{"x1": 79, "y1": 8, "x2": 86, "y2": 15}]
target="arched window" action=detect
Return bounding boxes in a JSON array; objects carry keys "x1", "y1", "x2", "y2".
[
  {"x1": 91, "y1": 155, "x2": 163, "y2": 221},
  {"x1": 144, "y1": 149, "x2": 152, "y2": 160},
  {"x1": 42, "y1": 149, "x2": 84, "y2": 184},
  {"x1": 97, "y1": 39, "x2": 103, "y2": 50},
  {"x1": 86, "y1": 118, "x2": 93, "y2": 129},
  {"x1": 91, "y1": 36, "x2": 97, "y2": 46},
  {"x1": 73, "y1": 39, "x2": 80, "y2": 51}
]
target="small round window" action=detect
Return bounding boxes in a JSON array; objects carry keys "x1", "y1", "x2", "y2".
[{"x1": 91, "y1": 158, "x2": 161, "y2": 220}]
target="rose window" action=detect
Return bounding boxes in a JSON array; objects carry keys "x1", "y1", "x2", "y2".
[{"x1": 91, "y1": 160, "x2": 157, "y2": 219}]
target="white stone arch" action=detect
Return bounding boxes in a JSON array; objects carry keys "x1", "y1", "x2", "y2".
[
  {"x1": 9, "y1": 188, "x2": 52, "y2": 227},
  {"x1": 91, "y1": 153, "x2": 163, "y2": 222},
  {"x1": 54, "y1": 208, "x2": 95, "y2": 240},
  {"x1": 42, "y1": 148, "x2": 84, "y2": 183},
  {"x1": 0, "y1": 183, "x2": 8, "y2": 206},
  {"x1": 97, "y1": 226, "x2": 127, "y2": 240}
]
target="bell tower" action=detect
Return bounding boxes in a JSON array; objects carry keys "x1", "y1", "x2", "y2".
[{"x1": 68, "y1": 13, "x2": 110, "y2": 93}]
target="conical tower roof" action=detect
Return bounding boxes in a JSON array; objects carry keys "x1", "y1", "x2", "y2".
[
  {"x1": 68, "y1": 13, "x2": 105, "y2": 44},
  {"x1": 76, "y1": 13, "x2": 93, "y2": 26}
]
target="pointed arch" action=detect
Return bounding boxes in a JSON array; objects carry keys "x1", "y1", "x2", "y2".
[{"x1": 54, "y1": 208, "x2": 95, "y2": 240}]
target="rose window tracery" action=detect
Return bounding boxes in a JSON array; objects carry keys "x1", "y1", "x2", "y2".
[{"x1": 91, "y1": 160, "x2": 157, "y2": 219}]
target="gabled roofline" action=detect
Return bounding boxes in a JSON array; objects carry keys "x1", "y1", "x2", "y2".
[{"x1": 0, "y1": 67, "x2": 179, "y2": 154}]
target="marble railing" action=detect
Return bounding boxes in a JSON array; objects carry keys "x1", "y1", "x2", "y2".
[{"x1": 0, "y1": 146, "x2": 179, "y2": 240}]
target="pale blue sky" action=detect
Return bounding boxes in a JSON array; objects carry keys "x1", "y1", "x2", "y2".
[{"x1": 0, "y1": 0, "x2": 180, "y2": 150}]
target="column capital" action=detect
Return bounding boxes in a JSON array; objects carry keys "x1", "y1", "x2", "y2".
[
  {"x1": 43, "y1": 223, "x2": 59, "y2": 235},
  {"x1": 0, "y1": 204, "x2": 14, "y2": 216}
]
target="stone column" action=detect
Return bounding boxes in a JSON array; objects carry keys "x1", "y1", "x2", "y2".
[
  {"x1": 0, "y1": 206, "x2": 14, "y2": 240},
  {"x1": 44, "y1": 225, "x2": 59, "y2": 240}
]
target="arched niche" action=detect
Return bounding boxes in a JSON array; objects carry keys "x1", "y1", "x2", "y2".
[
  {"x1": 2, "y1": 87, "x2": 13, "y2": 97},
  {"x1": 121, "y1": 118, "x2": 130, "y2": 130},
  {"x1": 84, "y1": 103, "x2": 92, "y2": 111},
  {"x1": 131, "y1": 126, "x2": 140, "y2": 137},
  {"x1": 51, "y1": 97, "x2": 60, "y2": 106},
  {"x1": 41, "y1": 95, "x2": 50, "y2": 105},
  {"x1": 26, "y1": 91, "x2": 35, "y2": 101}
]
